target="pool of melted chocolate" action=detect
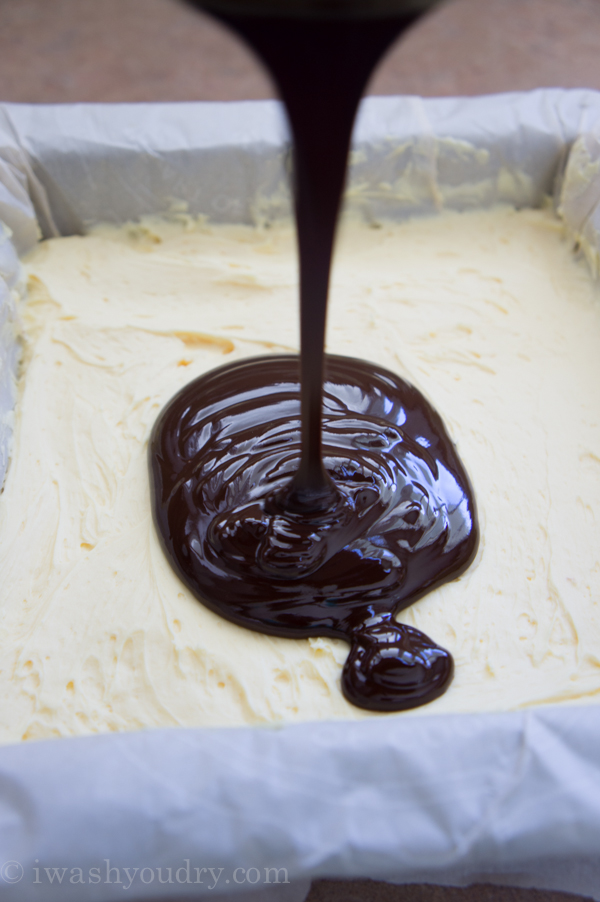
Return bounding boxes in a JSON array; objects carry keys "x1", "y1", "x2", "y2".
[
  {"x1": 151, "y1": 355, "x2": 478, "y2": 710},
  {"x1": 151, "y1": 2, "x2": 478, "y2": 711}
]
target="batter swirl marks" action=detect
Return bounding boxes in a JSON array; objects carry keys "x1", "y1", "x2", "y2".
[{"x1": 151, "y1": 0, "x2": 478, "y2": 710}]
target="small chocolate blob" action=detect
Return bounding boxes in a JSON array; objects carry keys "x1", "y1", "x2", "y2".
[{"x1": 342, "y1": 619, "x2": 454, "y2": 711}]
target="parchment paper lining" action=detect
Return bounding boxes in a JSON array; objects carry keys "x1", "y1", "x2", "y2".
[{"x1": 1, "y1": 90, "x2": 600, "y2": 902}]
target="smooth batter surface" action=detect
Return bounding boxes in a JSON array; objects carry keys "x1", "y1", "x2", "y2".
[{"x1": 1, "y1": 206, "x2": 599, "y2": 744}]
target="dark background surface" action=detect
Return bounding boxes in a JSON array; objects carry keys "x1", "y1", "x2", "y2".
[
  {"x1": 1, "y1": 0, "x2": 600, "y2": 102},
  {"x1": 1, "y1": 1, "x2": 599, "y2": 900}
]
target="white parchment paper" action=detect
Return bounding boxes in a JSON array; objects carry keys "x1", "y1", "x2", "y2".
[{"x1": 1, "y1": 90, "x2": 600, "y2": 902}]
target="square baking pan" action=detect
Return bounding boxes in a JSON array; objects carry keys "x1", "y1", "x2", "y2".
[{"x1": 1, "y1": 90, "x2": 600, "y2": 902}]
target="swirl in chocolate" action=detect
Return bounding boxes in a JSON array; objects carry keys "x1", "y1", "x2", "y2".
[{"x1": 150, "y1": 356, "x2": 478, "y2": 710}]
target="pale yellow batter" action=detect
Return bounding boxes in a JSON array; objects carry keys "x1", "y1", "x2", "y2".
[{"x1": 1, "y1": 205, "x2": 599, "y2": 745}]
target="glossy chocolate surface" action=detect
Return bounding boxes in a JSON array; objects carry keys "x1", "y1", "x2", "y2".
[
  {"x1": 151, "y1": 6, "x2": 478, "y2": 710},
  {"x1": 150, "y1": 356, "x2": 477, "y2": 710}
]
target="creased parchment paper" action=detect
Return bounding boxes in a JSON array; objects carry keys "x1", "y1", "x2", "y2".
[{"x1": 1, "y1": 91, "x2": 600, "y2": 902}]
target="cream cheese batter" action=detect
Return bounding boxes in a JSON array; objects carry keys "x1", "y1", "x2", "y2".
[{"x1": 1, "y1": 205, "x2": 599, "y2": 744}]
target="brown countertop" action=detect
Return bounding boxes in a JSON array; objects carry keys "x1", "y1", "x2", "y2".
[{"x1": 1, "y1": 0, "x2": 600, "y2": 102}]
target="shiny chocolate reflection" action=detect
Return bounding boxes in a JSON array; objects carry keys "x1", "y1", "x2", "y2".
[{"x1": 150, "y1": 355, "x2": 478, "y2": 710}]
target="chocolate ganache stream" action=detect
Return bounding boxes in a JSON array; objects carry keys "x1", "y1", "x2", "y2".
[{"x1": 150, "y1": 0, "x2": 479, "y2": 711}]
